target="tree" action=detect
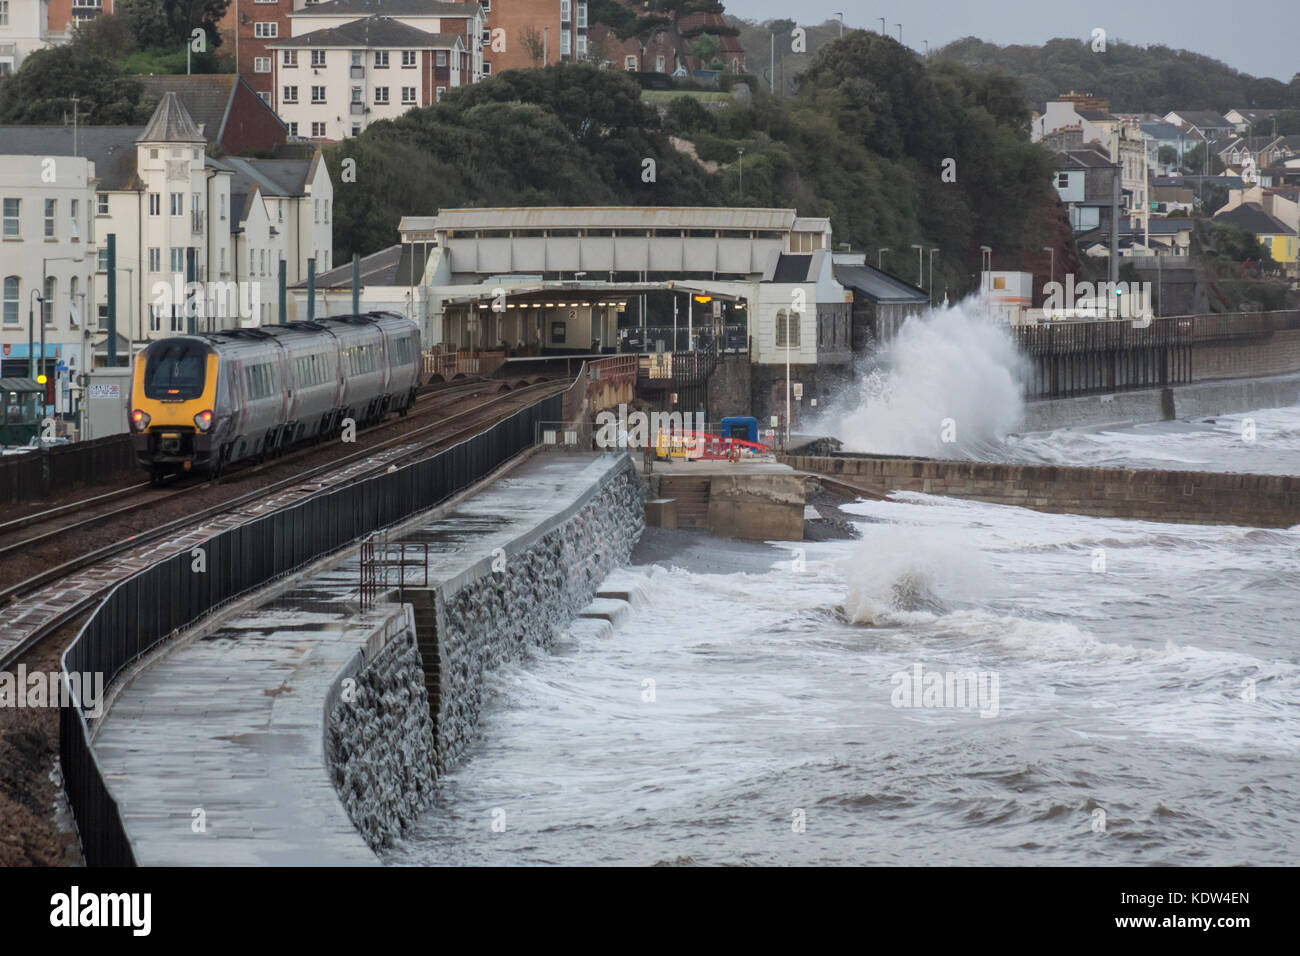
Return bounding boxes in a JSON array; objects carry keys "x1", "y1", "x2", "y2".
[
  {"x1": 1157, "y1": 145, "x2": 1179, "y2": 168},
  {"x1": 521, "y1": 27, "x2": 546, "y2": 67},
  {"x1": 0, "y1": 43, "x2": 151, "y2": 124},
  {"x1": 119, "y1": 0, "x2": 231, "y2": 51},
  {"x1": 691, "y1": 34, "x2": 721, "y2": 69}
]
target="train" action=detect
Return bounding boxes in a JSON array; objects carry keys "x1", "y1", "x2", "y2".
[{"x1": 129, "y1": 312, "x2": 421, "y2": 482}]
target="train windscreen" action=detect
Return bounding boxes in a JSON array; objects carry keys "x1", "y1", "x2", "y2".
[{"x1": 144, "y1": 341, "x2": 209, "y2": 400}]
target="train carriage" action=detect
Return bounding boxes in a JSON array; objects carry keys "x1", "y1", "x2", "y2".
[{"x1": 130, "y1": 311, "x2": 420, "y2": 482}]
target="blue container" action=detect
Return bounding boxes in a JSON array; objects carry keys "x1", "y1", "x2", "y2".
[{"x1": 720, "y1": 415, "x2": 757, "y2": 443}]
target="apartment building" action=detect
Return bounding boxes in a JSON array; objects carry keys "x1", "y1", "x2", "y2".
[
  {"x1": 288, "y1": 0, "x2": 485, "y2": 79},
  {"x1": 270, "y1": 15, "x2": 466, "y2": 140},
  {"x1": 487, "y1": 0, "x2": 587, "y2": 71},
  {"x1": 0, "y1": 0, "x2": 113, "y2": 74},
  {"x1": 0, "y1": 147, "x2": 97, "y2": 413}
]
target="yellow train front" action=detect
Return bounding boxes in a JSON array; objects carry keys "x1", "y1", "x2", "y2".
[{"x1": 130, "y1": 338, "x2": 222, "y2": 479}]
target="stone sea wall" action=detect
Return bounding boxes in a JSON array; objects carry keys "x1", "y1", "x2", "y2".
[
  {"x1": 434, "y1": 458, "x2": 644, "y2": 769},
  {"x1": 325, "y1": 455, "x2": 645, "y2": 850}
]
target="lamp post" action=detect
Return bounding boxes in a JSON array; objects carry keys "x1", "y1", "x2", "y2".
[
  {"x1": 896, "y1": 24, "x2": 902, "y2": 43},
  {"x1": 834, "y1": 12, "x2": 844, "y2": 37},
  {"x1": 911, "y1": 243, "x2": 924, "y2": 285},
  {"x1": 28, "y1": 289, "x2": 43, "y2": 380},
  {"x1": 737, "y1": 146, "x2": 745, "y2": 196},
  {"x1": 1043, "y1": 245, "x2": 1055, "y2": 291},
  {"x1": 923, "y1": 40, "x2": 929, "y2": 56},
  {"x1": 878, "y1": 17, "x2": 885, "y2": 34},
  {"x1": 877, "y1": 247, "x2": 889, "y2": 269},
  {"x1": 928, "y1": 248, "x2": 939, "y2": 305}
]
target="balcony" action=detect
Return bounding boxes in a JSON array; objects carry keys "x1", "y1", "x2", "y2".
[
  {"x1": 349, "y1": 102, "x2": 365, "y2": 115},
  {"x1": 350, "y1": 65, "x2": 365, "y2": 78}
]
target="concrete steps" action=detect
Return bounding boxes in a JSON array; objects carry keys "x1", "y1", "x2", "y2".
[{"x1": 660, "y1": 476, "x2": 710, "y2": 529}]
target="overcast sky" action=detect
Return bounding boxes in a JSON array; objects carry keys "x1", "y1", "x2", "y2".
[{"x1": 727, "y1": 0, "x2": 1299, "y2": 82}]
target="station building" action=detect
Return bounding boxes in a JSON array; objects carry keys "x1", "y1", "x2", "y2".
[{"x1": 294, "y1": 205, "x2": 930, "y2": 423}]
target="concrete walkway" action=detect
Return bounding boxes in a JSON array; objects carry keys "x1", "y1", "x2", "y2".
[{"x1": 92, "y1": 451, "x2": 628, "y2": 865}]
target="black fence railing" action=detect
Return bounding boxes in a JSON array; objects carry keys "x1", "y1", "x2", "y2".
[
  {"x1": 60, "y1": 393, "x2": 561, "y2": 866},
  {"x1": 619, "y1": 325, "x2": 748, "y2": 354},
  {"x1": 1, "y1": 434, "x2": 136, "y2": 503}
]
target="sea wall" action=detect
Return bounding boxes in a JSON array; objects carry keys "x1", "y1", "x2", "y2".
[
  {"x1": 782, "y1": 454, "x2": 1300, "y2": 528},
  {"x1": 1022, "y1": 372, "x2": 1300, "y2": 432},
  {"x1": 325, "y1": 607, "x2": 437, "y2": 852},
  {"x1": 322, "y1": 455, "x2": 645, "y2": 847},
  {"x1": 431, "y1": 458, "x2": 644, "y2": 769}
]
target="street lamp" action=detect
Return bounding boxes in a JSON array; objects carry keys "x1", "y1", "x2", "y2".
[
  {"x1": 923, "y1": 40, "x2": 929, "y2": 56},
  {"x1": 877, "y1": 247, "x2": 889, "y2": 269},
  {"x1": 1043, "y1": 245, "x2": 1055, "y2": 290},
  {"x1": 928, "y1": 248, "x2": 939, "y2": 305},
  {"x1": 911, "y1": 243, "x2": 924, "y2": 286},
  {"x1": 878, "y1": 17, "x2": 885, "y2": 34},
  {"x1": 896, "y1": 24, "x2": 902, "y2": 43},
  {"x1": 834, "y1": 12, "x2": 844, "y2": 37},
  {"x1": 737, "y1": 146, "x2": 745, "y2": 195},
  {"x1": 28, "y1": 289, "x2": 44, "y2": 381},
  {"x1": 979, "y1": 245, "x2": 992, "y2": 295}
]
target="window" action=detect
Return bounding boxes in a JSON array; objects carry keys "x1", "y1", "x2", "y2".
[
  {"x1": 481, "y1": 0, "x2": 489, "y2": 9},
  {"x1": 287, "y1": 122, "x2": 299, "y2": 137},
  {"x1": 2, "y1": 276, "x2": 17, "y2": 326},
  {"x1": 254, "y1": 57, "x2": 270, "y2": 73},
  {"x1": 96, "y1": 193, "x2": 108, "y2": 215},
  {"x1": 68, "y1": 276, "x2": 79, "y2": 325},
  {"x1": 170, "y1": 248, "x2": 184, "y2": 273},
  {"x1": 283, "y1": 50, "x2": 298, "y2": 67},
  {"x1": 401, "y1": 50, "x2": 416, "y2": 67},
  {"x1": 148, "y1": 193, "x2": 160, "y2": 216},
  {"x1": 324, "y1": 200, "x2": 330, "y2": 224},
  {"x1": 170, "y1": 192, "x2": 183, "y2": 216},
  {"x1": 351, "y1": 86, "x2": 362, "y2": 103},
  {"x1": 562, "y1": 29, "x2": 571, "y2": 55},
  {"x1": 42, "y1": 276, "x2": 54, "y2": 326},
  {"x1": 149, "y1": 303, "x2": 162, "y2": 333},
  {"x1": 436, "y1": 86, "x2": 446, "y2": 102},
  {"x1": 44, "y1": 198, "x2": 55, "y2": 238},
  {"x1": 402, "y1": 86, "x2": 416, "y2": 104},
  {"x1": 436, "y1": 50, "x2": 447, "y2": 67},
  {"x1": 314, "y1": 199, "x2": 320, "y2": 223},
  {"x1": 655, "y1": 54, "x2": 664, "y2": 72},
  {"x1": 311, "y1": 122, "x2": 326, "y2": 137},
  {"x1": 254, "y1": 22, "x2": 277, "y2": 38},
  {"x1": 1057, "y1": 172, "x2": 1069, "y2": 188},
  {"x1": 146, "y1": 247, "x2": 160, "y2": 273},
  {"x1": 97, "y1": 248, "x2": 108, "y2": 271},
  {"x1": 260, "y1": 250, "x2": 267, "y2": 275},
  {"x1": 624, "y1": 55, "x2": 637, "y2": 71},
  {"x1": 0, "y1": 2, "x2": 8, "y2": 27},
  {"x1": 69, "y1": 199, "x2": 79, "y2": 235},
  {"x1": 171, "y1": 306, "x2": 182, "y2": 332},
  {"x1": 577, "y1": 1, "x2": 586, "y2": 28},
  {"x1": 374, "y1": 51, "x2": 389, "y2": 68},
  {"x1": 351, "y1": 123, "x2": 361, "y2": 137},
  {"x1": 351, "y1": 50, "x2": 362, "y2": 67},
  {"x1": 576, "y1": 34, "x2": 586, "y2": 56},
  {"x1": 775, "y1": 310, "x2": 799, "y2": 347},
  {"x1": 560, "y1": 0, "x2": 570, "y2": 20},
  {"x1": 311, "y1": 49, "x2": 325, "y2": 67},
  {"x1": 311, "y1": 86, "x2": 326, "y2": 103},
  {"x1": 482, "y1": 63, "x2": 491, "y2": 75},
  {"x1": 219, "y1": 247, "x2": 226, "y2": 274},
  {"x1": 374, "y1": 87, "x2": 389, "y2": 104},
  {"x1": 219, "y1": 194, "x2": 226, "y2": 219}
]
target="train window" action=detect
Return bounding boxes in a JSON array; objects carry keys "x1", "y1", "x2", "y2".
[{"x1": 144, "y1": 342, "x2": 208, "y2": 400}]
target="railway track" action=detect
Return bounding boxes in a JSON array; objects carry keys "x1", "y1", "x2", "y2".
[
  {"x1": 0, "y1": 380, "x2": 566, "y2": 670},
  {"x1": 0, "y1": 378, "x2": 510, "y2": 560}
]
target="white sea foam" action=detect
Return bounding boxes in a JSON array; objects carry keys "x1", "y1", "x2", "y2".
[{"x1": 814, "y1": 300, "x2": 1027, "y2": 457}]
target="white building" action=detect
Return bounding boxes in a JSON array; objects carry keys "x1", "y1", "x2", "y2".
[
  {"x1": 270, "y1": 15, "x2": 467, "y2": 142},
  {"x1": 0, "y1": 148, "x2": 97, "y2": 411},
  {"x1": 0, "y1": 92, "x2": 333, "y2": 396},
  {"x1": 0, "y1": 0, "x2": 49, "y2": 75},
  {"x1": 287, "y1": 0, "x2": 484, "y2": 77}
]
